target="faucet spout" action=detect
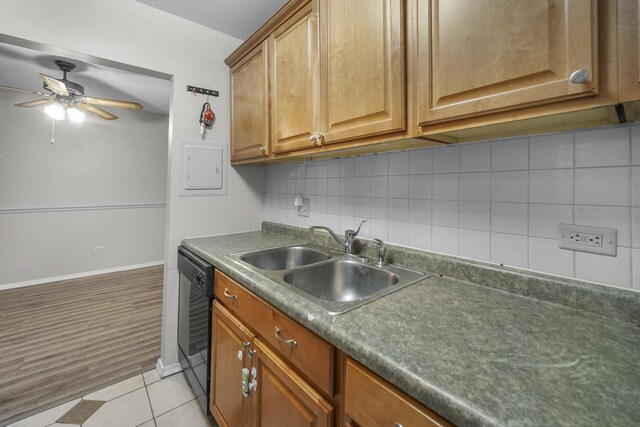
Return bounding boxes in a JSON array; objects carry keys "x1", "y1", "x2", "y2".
[
  {"x1": 309, "y1": 226, "x2": 348, "y2": 251},
  {"x1": 309, "y1": 219, "x2": 367, "y2": 255}
]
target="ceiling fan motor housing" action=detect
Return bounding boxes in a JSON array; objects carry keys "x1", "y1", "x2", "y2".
[{"x1": 43, "y1": 60, "x2": 85, "y2": 96}]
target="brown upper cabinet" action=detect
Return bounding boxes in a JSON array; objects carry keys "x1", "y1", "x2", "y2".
[
  {"x1": 618, "y1": 0, "x2": 640, "y2": 103},
  {"x1": 230, "y1": 41, "x2": 270, "y2": 162}
]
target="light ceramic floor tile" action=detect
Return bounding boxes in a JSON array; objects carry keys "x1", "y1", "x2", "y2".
[
  {"x1": 137, "y1": 420, "x2": 156, "y2": 427},
  {"x1": 84, "y1": 375, "x2": 145, "y2": 402},
  {"x1": 146, "y1": 373, "x2": 196, "y2": 417},
  {"x1": 154, "y1": 400, "x2": 211, "y2": 427},
  {"x1": 7, "y1": 399, "x2": 80, "y2": 427},
  {"x1": 142, "y1": 369, "x2": 162, "y2": 386},
  {"x1": 83, "y1": 388, "x2": 153, "y2": 427},
  {"x1": 49, "y1": 424, "x2": 80, "y2": 427}
]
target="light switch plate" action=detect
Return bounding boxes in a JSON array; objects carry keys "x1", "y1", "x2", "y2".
[{"x1": 558, "y1": 223, "x2": 617, "y2": 256}]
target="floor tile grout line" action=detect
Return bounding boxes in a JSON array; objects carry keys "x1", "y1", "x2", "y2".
[
  {"x1": 152, "y1": 397, "x2": 198, "y2": 420},
  {"x1": 144, "y1": 382, "x2": 157, "y2": 421}
]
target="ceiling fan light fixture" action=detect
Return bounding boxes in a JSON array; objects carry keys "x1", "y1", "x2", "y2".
[
  {"x1": 44, "y1": 102, "x2": 65, "y2": 120},
  {"x1": 67, "y1": 106, "x2": 85, "y2": 123}
]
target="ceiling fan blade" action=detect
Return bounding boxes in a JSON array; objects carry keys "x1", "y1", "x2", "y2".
[
  {"x1": 77, "y1": 103, "x2": 118, "y2": 120},
  {"x1": 83, "y1": 96, "x2": 143, "y2": 110},
  {"x1": 0, "y1": 85, "x2": 50, "y2": 96},
  {"x1": 14, "y1": 98, "x2": 55, "y2": 108},
  {"x1": 39, "y1": 73, "x2": 69, "y2": 96}
]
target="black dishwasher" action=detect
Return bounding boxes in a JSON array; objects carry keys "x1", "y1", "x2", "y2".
[{"x1": 177, "y1": 246, "x2": 214, "y2": 414}]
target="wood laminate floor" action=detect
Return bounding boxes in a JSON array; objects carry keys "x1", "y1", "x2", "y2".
[{"x1": 0, "y1": 266, "x2": 164, "y2": 426}]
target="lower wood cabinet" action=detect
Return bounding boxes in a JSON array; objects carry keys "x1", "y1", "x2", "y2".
[{"x1": 344, "y1": 358, "x2": 452, "y2": 427}]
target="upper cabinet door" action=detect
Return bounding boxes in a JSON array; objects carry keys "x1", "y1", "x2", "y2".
[
  {"x1": 230, "y1": 42, "x2": 269, "y2": 162},
  {"x1": 415, "y1": 0, "x2": 598, "y2": 125},
  {"x1": 618, "y1": 0, "x2": 640, "y2": 102},
  {"x1": 320, "y1": 0, "x2": 405, "y2": 145},
  {"x1": 270, "y1": 2, "x2": 320, "y2": 154}
]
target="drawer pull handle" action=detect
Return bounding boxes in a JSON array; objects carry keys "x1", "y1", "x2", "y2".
[
  {"x1": 223, "y1": 288, "x2": 238, "y2": 301},
  {"x1": 274, "y1": 326, "x2": 298, "y2": 348}
]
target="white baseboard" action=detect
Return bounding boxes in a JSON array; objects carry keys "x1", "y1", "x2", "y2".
[
  {"x1": 156, "y1": 358, "x2": 182, "y2": 378},
  {"x1": 0, "y1": 261, "x2": 165, "y2": 291}
]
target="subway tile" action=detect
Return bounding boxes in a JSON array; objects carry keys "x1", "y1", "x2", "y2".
[
  {"x1": 370, "y1": 198, "x2": 388, "y2": 220},
  {"x1": 491, "y1": 171, "x2": 528, "y2": 202},
  {"x1": 433, "y1": 145, "x2": 459, "y2": 173},
  {"x1": 529, "y1": 237, "x2": 574, "y2": 278},
  {"x1": 459, "y1": 229, "x2": 491, "y2": 261},
  {"x1": 432, "y1": 173, "x2": 459, "y2": 200},
  {"x1": 408, "y1": 149, "x2": 433, "y2": 174},
  {"x1": 633, "y1": 166, "x2": 640, "y2": 206},
  {"x1": 296, "y1": 178, "x2": 305, "y2": 195},
  {"x1": 369, "y1": 218, "x2": 388, "y2": 240},
  {"x1": 371, "y1": 153, "x2": 389, "y2": 176},
  {"x1": 327, "y1": 159, "x2": 341, "y2": 177},
  {"x1": 575, "y1": 167, "x2": 630, "y2": 206},
  {"x1": 459, "y1": 172, "x2": 490, "y2": 201},
  {"x1": 529, "y1": 204, "x2": 573, "y2": 239},
  {"x1": 529, "y1": 133, "x2": 573, "y2": 169},
  {"x1": 408, "y1": 175, "x2": 432, "y2": 200},
  {"x1": 575, "y1": 126, "x2": 630, "y2": 167},
  {"x1": 491, "y1": 138, "x2": 528, "y2": 171},
  {"x1": 460, "y1": 142, "x2": 491, "y2": 172},
  {"x1": 326, "y1": 213, "x2": 340, "y2": 230},
  {"x1": 370, "y1": 176, "x2": 389, "y2": 198},
  {"x1": 355, "y1": 156, "x2": 372, "y2": 176},
  {"x1": 491, "y1": 202, "x2": 528, "y2": 235},
  {"x1": 341, "y1": 157, "x2": 355, "y2": 177},
  {"x1": 340, "y1": 215, "x2": 355, "y2": 232},
  {"x1": 315, "y1": 162, "x2": 328, "y2": 178},
  {"x1": 287, "y1": 179, "x2": 296, "y2": 194},
  {"x1": 388, "y1": 198, "x2": 409, "y2": 222},
  {"x1": 459, "y1": 201, "x2": 491, "y2": 231},
  {"x1": 340, "y1": 177, "x2": 354, "y2": 196},
  {"x1": 633, "y1": 208, "x2": 640, "y2": 248},
  {"x1": 633, "y1": 249, "x2": 640, "y2": 290},
  {"x1": 432, "y1": 226, "x2": 459, "y2": 255},
  {"x1": 278, "y1": 194, "x2": 288, "y2": 210},
  {"x1": 388, "y1": 221, "x2": 410, "y2": 246},
  {"x1": 315, "y1": 196, "x2": 327, "y2": 213},
  {"x1": 279, "y1": 179, "x2": 288, "y2": 194},
  {"x1": 305, "y1": 178, "x2": 317, "y2": 195},
  {"x1": 354, "y1": 197, "x2": 371, "y2": 219},
  {"x1": 491, "y1": 233, "x2": 528, "y2": 268},
  {"x1": 353, "y1": 177, "x2": 371, "y2": 197},
  {"x1": 574, "y1": 205, "x2": 631, "y2": 247},
  {"x1": 529, "y1": 169, "x2": 573, "y2": 204},
  {"x1": 340, "y1": 196, "x2": 355, "y2": 216},
  {"x1": 632, "y1": 125, "x2": 640, "y2": 165},
  {"x1": 575, "y1": 247, "x2": 632, "y2": 288},
  {"x1": 432, "y1": 200, "x2": 459, "y2": 228},
  {"x1": 327, "y1": 177, "x2": 340, "y2": 196},
  {"x1": 389, "y1": 175, "x2": 409, "y2": 198},
  {"x1": 408, "y1": 223, "x2": 432, "y2": 250},
  {"x1": 305, "y1": 164, "x2": 317, "y2": 179},
  {"x1": 327, "y1": 196, "x2": 340, "y2": 214},
  {"x1": 409, "y1": 199, "x2": 431, "y2": 224},
  {"x1": 389, "y1": 151, "x2": 410, "y2": 175}
]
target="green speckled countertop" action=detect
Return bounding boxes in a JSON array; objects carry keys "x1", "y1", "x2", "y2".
[{"x1": 182, "y1": 224, "x2": 640, "y2": 427}]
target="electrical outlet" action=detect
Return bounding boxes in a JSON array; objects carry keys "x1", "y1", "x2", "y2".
[
  {"x1": 558, "y1": 224, "x2": 616, "y2": 256},
  {"x1": 94, "y1": 246, "x2": 105, "y2": 252}
]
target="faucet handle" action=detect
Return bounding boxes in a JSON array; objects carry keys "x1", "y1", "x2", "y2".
[{"x1": 346, "y1": 219, "x2": 367, "y2": 238}]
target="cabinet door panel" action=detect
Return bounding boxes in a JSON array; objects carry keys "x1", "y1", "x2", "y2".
[
  {"x1": 417, "y1": 0, "x2": 598, "y2": 124},
  {"x1": 231, "y1": 42, "x2": 269, "y2": 161},
  {"x1": 322, "y1": 0, "x2": 404, "y2": 144},
  {"x1": 251, "y1": 338, "x2": 333, "y2": 427},
  {"x1": 619, "y1": 0, "x2": 640, "y2": 102},
  {"x1": 271, "y1": 2, "x2": 320, "y2": 154},
  {"x1": 211, "y1": 302, "x2": 254, "y2": 427}
]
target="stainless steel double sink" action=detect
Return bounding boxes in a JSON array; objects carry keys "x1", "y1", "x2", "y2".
[{"x1": 228, "y1": 243, "x2": 428, "y2": 315}]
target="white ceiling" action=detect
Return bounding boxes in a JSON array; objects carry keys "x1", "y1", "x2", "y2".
[
  {"x1": 0, "y1": 42, "x2": 170, "y2": 115},
  {"x1": 134, "y1": 0, "x2": 288, "y2": 40}
]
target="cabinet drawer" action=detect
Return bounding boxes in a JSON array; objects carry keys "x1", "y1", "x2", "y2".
[
  {"x1": 345, "y1": 358, "x2": 452, "y2": 427},
  {"x1": 214, "y1": 270, "x2": 272, "y2": 338},
  {"x1": 214, "y1": 270, "x2": 334, "y2": 396}
]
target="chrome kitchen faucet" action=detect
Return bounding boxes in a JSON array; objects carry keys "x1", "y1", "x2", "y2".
[{"x1": 309, "y1": 219, "x2": 367, "y2": 255}]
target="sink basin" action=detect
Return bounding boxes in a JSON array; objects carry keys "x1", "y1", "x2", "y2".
[
  {"x1": 283, "y1": 260, "x2": 399, "y2": 302},
  {"x1": 235, "y1": 244, "x2": 333, "y2": 270}
]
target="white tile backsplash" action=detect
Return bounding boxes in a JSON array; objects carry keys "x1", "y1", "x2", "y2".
[
  {"x1": 492, "y1": 138, "x2": 528, "y2": 171},
  {"x1": 575, "y1": 167, "x2": 630, "y2": 206},
  {"x1": 529, "y1": 133, "x2": 573, "y2": 169},
  {"x1": 575, "y1": 126, "x2": 630, "y2": 167},
  {"x1": 263, "y1": 124, "x2": 640, "y2": 290}
]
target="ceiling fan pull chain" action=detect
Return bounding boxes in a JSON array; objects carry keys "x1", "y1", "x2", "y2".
[{"x1": 50, "y1": 118, "x2": 55, "y2": 144}]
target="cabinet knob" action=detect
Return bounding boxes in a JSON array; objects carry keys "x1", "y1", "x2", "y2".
[
  {"x1": 569, "y1": 69, "x2": 590, "y2": 84},
  {"x1": 316, "y1": 133, "x2": 325, "y2": 145},
  {"x1": 309, "y1": 134, "x2": 317, "y2": 143},
  {"x1": 259, "y1": 145, "x2": 267, "y2": 154}
]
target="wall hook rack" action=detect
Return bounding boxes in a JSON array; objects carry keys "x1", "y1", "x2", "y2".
[{"x1": 187, "y1": 85, "x2": 219, "y2": 97}]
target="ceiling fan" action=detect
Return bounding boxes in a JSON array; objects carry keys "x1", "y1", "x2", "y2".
[{"x1": 0, "y1": 60, "x2": 143, "y2": 121}]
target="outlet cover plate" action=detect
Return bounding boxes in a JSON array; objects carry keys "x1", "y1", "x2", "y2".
[{"x1": 558, "y1": 224, "x2": 617, "y2": 256}]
